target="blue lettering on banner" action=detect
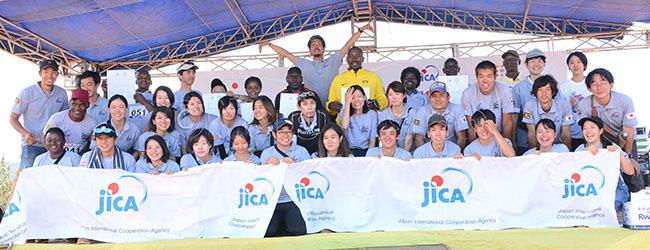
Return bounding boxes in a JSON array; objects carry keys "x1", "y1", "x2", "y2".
[
  {"x1": 95, "y1": 175, "x2": 148, "y2": 215},
  {"x1": 561, "y1": 166, "x2": 604, "y2": 199},
  {"x1": 237, "y1": 177, "x2": 275, "y2": 208},
  {"x1": 421, "y1": 167, "x2": 473, "y2": 207}
]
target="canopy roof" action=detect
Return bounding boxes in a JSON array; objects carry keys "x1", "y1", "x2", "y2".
[{"x1": 0, "y1": 0, "x2": 646, "y2": 73}]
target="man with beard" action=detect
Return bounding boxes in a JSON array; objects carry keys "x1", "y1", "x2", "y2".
[
  {"x1": 275, "y1": 67, "x2": 325, "y2": 114},
  {"x1": 496, "y1": 50, "x2": 526, "y2": 89},
  {"x1": 43, "y1": 89, "x2": 97, "y2": 155},
  {"x1": 259, "y1": 24, "x2": 373, "y2": 106},
  {"x1": 400, "y1": 67, "x2": 427, "y2": 111}
]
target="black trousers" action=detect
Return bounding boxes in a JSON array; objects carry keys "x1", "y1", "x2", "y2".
[{"x1": 265, "y1": 201, "x2": 306, "y2": 237}]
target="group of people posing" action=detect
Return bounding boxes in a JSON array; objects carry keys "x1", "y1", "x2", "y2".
[{"x1": 11, "y1": 26, "x2": 639, "y2": 237}]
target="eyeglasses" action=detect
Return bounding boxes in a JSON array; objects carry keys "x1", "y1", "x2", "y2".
[{"x1": 95, "y1": 127, "x2": 114, "y2": 133}]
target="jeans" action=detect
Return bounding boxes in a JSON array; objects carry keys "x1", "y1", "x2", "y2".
[
  {"x1": 615, "y1": 176, "x2": 630, "y2": 211},
  {"x1": 20, "y1": 145, "x2": 47, "y2": 170}
]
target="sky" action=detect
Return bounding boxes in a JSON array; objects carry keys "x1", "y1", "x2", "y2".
[{"x1": 0, "y1": 21, "x2": 648, "y2": 165}]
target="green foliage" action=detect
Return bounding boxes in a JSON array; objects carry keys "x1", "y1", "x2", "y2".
[{"x1": 0, "y1": 156, "x2": 16, "y2": 210}]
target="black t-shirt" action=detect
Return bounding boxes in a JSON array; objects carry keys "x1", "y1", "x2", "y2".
[{"x1": 288, "y1": 110, "x2": 329, "y2": 154}]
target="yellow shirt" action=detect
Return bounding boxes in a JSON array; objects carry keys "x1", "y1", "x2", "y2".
[
  {"x1": 326, "y1": 68, "x2": 388, "y2": 116},
  {"x1": 496, "y1": 73, "x2": 526, "y2": 89}
]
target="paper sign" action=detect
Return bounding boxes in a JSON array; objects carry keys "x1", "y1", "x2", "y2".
[
  {"x1": 437, "y1": 75, "x2": 469, "y2": 104},
  {"x1": 107, "y1": 69, "x2": 136, "y2": 104},
  {"x1": 203, "y1": 93, "x2": 226, "y2": 117},
  {"x1": 240, "y1": 102, "x2": 254, "y2": 123},
  {"x1": 341, "y1": 87, "x2": 370, "y2": 108},
  {"x1": 279, "y1": 93, "x2": 299, "y2": 118}
]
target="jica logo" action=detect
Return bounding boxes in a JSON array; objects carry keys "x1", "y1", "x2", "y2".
[
  {"x1": 421, "y1": 167, "x2": 473, "y2": 207},
  {"x1": 95, "y1": 175, "x2": 148, "y2": 215},
  {"x1": 420, "y1": 65, "x2": 440, "y2": 82},
  {"x1": 295, "y1": 171, "x2": 330, "y2": 202},
  {"x1": 238, "y1": 177, "x2": 275, "y2": 208},
  {"x1": 3, "y1": 191, "x2": 21, "y2": 218},
  {"x1": 562, "y1": 165, "x2": 604, "y2": 199}
]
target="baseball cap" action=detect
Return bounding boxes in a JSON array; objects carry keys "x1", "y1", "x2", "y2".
[
  {"x1": 297, "y1": 91, "x2": 316, "y2": 105},
  {"x1": 39, "y1": 59, "x2": 59, "y2": 71},
  {"x1": 526, "y1": 48, "x2": 545, "y2": 59},
  {"x1": 429, "y1": 81, "x2": 447, "y2": 95},
  {"x1": 427, "y1": 114, "x2": 447, "y2": 128},
  {"x1": 177, "y1": 61, "x2": 198, "y2": 74},
  {"x1": 94, "y1": 124, "x2": 117, "y2": 138},
  {"x1": 273, "y1": 118, "x2": 293, "y2": 132},
  {"x1": 502, "y1": 50, "x2": 519, "y2": 59},
  {"x1": 578, "y1": 116, "x2": 604, "y2": 129},
  {"x1": 71, "y1": 88, "x2": 89, "y2": 104}
]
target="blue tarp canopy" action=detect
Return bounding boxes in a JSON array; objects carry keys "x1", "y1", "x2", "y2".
[{"x1": 0, "y1": 0, "x2": 647, "y2": 68}]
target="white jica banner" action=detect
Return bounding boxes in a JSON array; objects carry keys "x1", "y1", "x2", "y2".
[
  {"x1": 0, "y1": 163, "x2": 286, "y2": 244},
  {"x1": 286, "y1": 151, "x2": 620, "y2": 233}
]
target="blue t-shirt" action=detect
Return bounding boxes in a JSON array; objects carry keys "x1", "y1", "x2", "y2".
[
  {"x1": 523, "y1": 144, "x2": 570, "y2": 155},
  {"x1": 134, "y1": 159, "x2": 180, "y2": 174},
  {"x1": 464, "y1": 137, "x2": 513, "y2": 157},
  {"x1": 365, "y1": 147, "x2": 412, "y2": 160},
  {"x1": 413, "y1": 140, "x2": 461, "y2": 159},
  {"x1": 341, "y1": 108, "x2": 378, "y2": 149},
  {"x1": 223, "y1": 153, "x2": 261, "y2": 165},
  {"x1": 32, "y1": 151, "x2": 81, "y2": 167},
  {"x1": 179, "y1": 153, "x2": 221, "y2": 168},
  {"x1": 135, "y1": 131, "x2": 184, "y2": 158},
  {"x1": 377, "y1": 106, "x2": 415, "y2": 149}
]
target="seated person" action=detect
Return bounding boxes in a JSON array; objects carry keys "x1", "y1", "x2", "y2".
[
  {"x1": 575, "y1": 116, "x2": 635, "y2": 211},
  {"x1": 249, "y1": 96, "x2": 277, "y2": 156},
  {"x1": 33, "y1": 127, "x2": 81, "y2": 167},
  {"x1": 80, "y1": 123, "x2": 136, "y2": 171},
  {"x1": 180, "y1": 128, "x2": 221, "y2": 169},
  {"x1": 523, "y1": 119, "x2": 570, "y2": 155},
  {"x1": 260, "y1": 118, "x2": 308, "y2": 237},
  {"x1": 288, "y1": 91, "x2": 329, "y2": 154},
  {"x1": 134, "y1": 135, "x2": 180, "y2": 175},
  {"x1": 135, "y1": 106, "x2": 183, "y2": 161},
  {"x1": 223, "y1": 126, "x2": 261, "y2": 164},
  {"x1": 311, "y1": 123, "x2": 354, "y2": 158},
  {"x1": 340, "y1": 85, "x2": 378, "y2": 157},
  {"x1": 463, "y1": 110, "x2": 516, "y2": 159},
  {"x1": 366, "y1": 120, "x2": 411, "y2": 160},
  {"x1": 378, "y1": 81, "x2": 415, "y2": 151},
  {"x1": 209, "y1": 95, "x2": 249, "y2": 159},
  {"x1": 413, "y1": 114, "x2": 463, "y2": 159}
]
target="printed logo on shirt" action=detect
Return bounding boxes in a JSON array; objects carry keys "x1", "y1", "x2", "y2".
[
  {"x1": 461, "y1": 116, "x2": 467, "y2": 123},
  {"x1": 421, "y1": 167, "x2": 473, "y2": 207},
  {"x1": 523, "y1": 113, "x2": 532, "y2": 119},
  {"x1": 95, "y1": 175, "x2": 148, "y2": 215},
  {"x1": 126, "y1": 135, "x2": 133, "y2": 142},
  {"x1": 463, "y1": 104, "x2": 468, "y2": 110},
  {"x1": 361, "y1": 126, "x2": 369, "y2": 133},
  {"x1": 362, "y1": 80, "x2": 368, "y2": 84},
  {"x1": 492, "y1": 102, "x2": 499, "y2": 109},
  {"x1": 98, "y1": 110, "x2": 106, "y2": 116},
  {"x1": 611, "y1": 112, "x2": 619, "y2": 118},
  {"x1": 238, "y1": 177, "x2": 275, "y2": 208},
  {"x1": 554, "y1": 116, "x2": 561, "y2": 123},
  {"x1": 562, "y1": 165, "x2": 604, "y2": 199},
  {"x1": 414, "y1": 119, "x2": 420, "y2": 126},
  {"x1": 626, "y1": 112, "x2": 636, "y2": 119},
  {"x1": 64, "y1": 129, "x2": 72, "y2": 138},
  {"x1": 294, "y1": 171, "x2": 330, "y2": 202},
  {"x1": 14, "y1": 98, "x2": 20, "y2": 104},
  {"x1": 577, "y1": 110, "x2": 583, "y2": 117},
  {"x1": 56, "y1": 97, "x2": 62, "y2": 104}
]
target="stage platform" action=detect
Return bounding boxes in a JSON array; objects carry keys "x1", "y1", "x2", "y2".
[{"x1": 6, "y1": 227, "x2": 650, "y2": 249}]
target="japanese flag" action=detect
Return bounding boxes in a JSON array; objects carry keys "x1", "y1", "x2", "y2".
[{"x1": 626, "y1": 112, "x2": 636, "y2": 119}]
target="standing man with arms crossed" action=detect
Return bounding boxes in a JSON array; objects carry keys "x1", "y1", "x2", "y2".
[{"x1": 10, "y1": 59, "x2": 69, "y2": 169}]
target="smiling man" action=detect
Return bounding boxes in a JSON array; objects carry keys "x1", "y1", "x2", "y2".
[
  {"x1": 43, "y1": 89, "x2": 97, "y2": 155},
  {"x1": 274, "y1": 67, "x2": 325, "y2": 113},
  {"x1": 512, "y1": 49, "x2": 547, "y2": 154},
  {"x1": 400, "y1": 67, "x2": 427, "y2": 110},
  {"x1": 10, "y1": 59, "x2": 69, "y2": 169},
  {"x1": 259, "y1": 24, "x2": 373, "y2": 106}
]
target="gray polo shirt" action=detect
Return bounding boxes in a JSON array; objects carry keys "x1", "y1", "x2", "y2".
[
  {"x1": 43, "y1": 110, "x2": 97, "y2": 154},
  {"x1": 12, "y1": 83, "x2": 69, "y2": 147},
  {"x1": 464, "y1": 137, "x2": 513, "y2": 157},
  {"x1": 406, "y1": 90, "x2": 428, "y2": 112},
  {"x1": 310, "y1": 152, "x2": 355, "y2": 158},
  {"x1": 223, "y1": 153, "x2": 261, "y2": 165},
  {"x1": 180, "y1": 153, "x2": 221, "y2": 168},
  {"x1": 134, "y1": 159, "x2": 180, "y2": 174},
  {"x1": 173, "y1": 89, "x2": 202, "y2": 111},
  {"x1": 87, "y1": 96, "x2": 109, "y2": 124},
  {"x1": 32, "y1": 151, "x2": 81, "y2": 167},
  {"x1": 512, "y1": 77, "x2": 535, "y2": 113},
  {"x1": 135, "y1": 131, "x2": 184, "y2": 158},
  {"x1": 412, "y1": 103, "x2": 468, "y2": 144},
  {"x1": 365, "y1": 147, "x2": 412, "y2": 160},
  {"x1": 294, "y1": 51, "x2": 342, "y2": 105},
  {"x1": 259, "y1": 143, "x2": 310, "y2": 203},
  {"x1": 522, "y1": 98, "x2": 573, "y2": 145},
  {"x1": 340, "y1": 109, "x2": 378, "y2": 149},
  {"x1": 412, "y1": 140, "x2": 461, "y2": 159},
  {"x1": 176, "y1": 113, "x2": 217, "y2": 145},
  {"x1": 378, "y1": 106, "x2": 415, "y2": 149},
  {"x1": 128, "y1": 103, "x2": 150, "y2": 134},
  {"x1": 208, "y1": 116, "x2": 250, "y2": 150},
  {"x1": 576, "y1": 91, "x2": 637, "y2": 135},
  {"x1": 248, "y1": 124, "x2": 274, "y2": 153},
  {"x1": 523, "y1": 144, "x2": 570, "y2": 155},
  {"x1": 461, "y1": 82, "x2": 515, "y2": 133}
]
